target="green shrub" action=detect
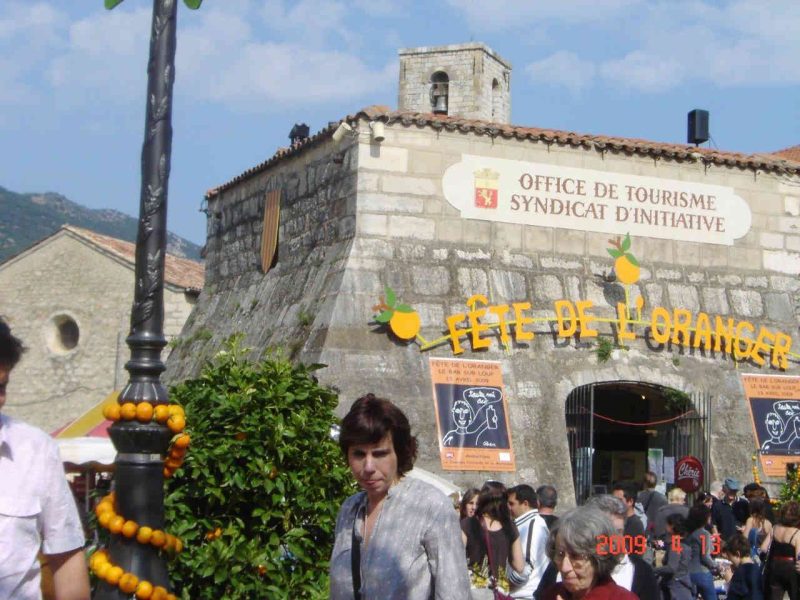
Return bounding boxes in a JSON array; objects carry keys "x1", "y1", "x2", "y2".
[{"x1": 165, "y1": 336, "x2": 356, "y2": 599}]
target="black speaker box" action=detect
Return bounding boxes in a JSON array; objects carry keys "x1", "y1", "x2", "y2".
[{"x1": 687, "y1": 109, "x2": 709, "y2": 145}]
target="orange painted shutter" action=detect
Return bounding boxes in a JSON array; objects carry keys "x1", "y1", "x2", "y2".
[{"x1": 260, "y1": 189, "x2": 281, "y2": 273}]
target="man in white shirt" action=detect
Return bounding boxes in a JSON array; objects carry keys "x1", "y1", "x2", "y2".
[
  {"x1": 0, "y1": 318, "x2": 89, "y2": 600},
  {"x1": 507, "y1": 484, "x2": 550, "y2": 599}
]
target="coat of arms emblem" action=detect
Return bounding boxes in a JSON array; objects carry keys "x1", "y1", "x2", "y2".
[{"x1": 473, "y1": 168, "x2": 499, "y2": 209}]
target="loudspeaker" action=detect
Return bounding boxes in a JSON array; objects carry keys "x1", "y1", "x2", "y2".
[{"x1": 687, "y1": 109, "x2": 709, "y2": 145}]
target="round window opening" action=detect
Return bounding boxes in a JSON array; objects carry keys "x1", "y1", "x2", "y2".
[{"x1": 48, "y1": 315, "x2": 80, "y2": 353}]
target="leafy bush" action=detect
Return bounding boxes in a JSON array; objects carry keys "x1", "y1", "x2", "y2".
[{"x1": 164, "y1": 336, "x2": 356, "y2": 599}]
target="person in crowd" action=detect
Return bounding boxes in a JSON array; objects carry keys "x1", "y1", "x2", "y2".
[
  {"x1": 655, "y1": 513, "x2": 694, "y2": 600},
  {"x1": 507, "y1": 484, "x2": 549, "y2": 599},
  {"x1": 611, "y1": 482, "x2": 646, "y2": 538},
  {"x1": 585, "y1": 494, "x2": 659, "y2": 600},
  {"x1": 709, "y1": 480, "x2": 737, "y2": 541},
  {"x1": 462, "y1": 481, "x2": 525, "y2": 581},
  {"x1": 654, "y1": 487, "x2": 689, "y2": 541},
  {"x1": 539, "y1": 507, "x2": 638, "y2": 600},
  {"x1": 722, "y1": 478, "x2": 750, "y2": 527},
  {"x1": 460, "y1": 487, "x2": 480, "y2": 520},
  {"x1": 686, "y1": 504, "x2": 718, "y2": 600},
  {"x1": 762, "y1": 499, "x2": 800, "y2": 600},
  {"x1": 533, "y1": 485, "x2": 559, "y2": 598},
  {"x1": 721, "y1": 532, "x2": 764, "y2": 600},
  {"x1": 0, "y1": 318, "x2": 90, "y2": 600},
  {"x1": 329, "y1": 394, "x2": 470, "y2": 599},
  {"x1": 743, "y1": 498, "x2": 773, "y2": 562},
  {"x1": 744, "y1": 482, "x2": 776, "y2": 523},
  {"x1": 638, "y1": 471, "x2": 668, "y2": 533},
  {"x1": 535, "y1": 484, "x2": 559, "y2": 530}
]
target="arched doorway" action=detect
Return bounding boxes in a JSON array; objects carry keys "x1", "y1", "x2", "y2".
[{"x1": 566, "y1": 381, "x2": 711, "y2": 504}]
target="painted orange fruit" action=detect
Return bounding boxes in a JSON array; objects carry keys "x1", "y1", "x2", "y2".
[
  {"x1": 105, "y1": 565, "x2": 124, "y2": 586},
  {"x1": 120, "y1": 402, "x2": 137, "y2": 420},
  {"x1": 389, "y1": 310, "x2": 421, "y2": 340},
  {"x1": 150, "y1": 530, "x2": 167, "y2": 548},
  {"x1": 154, "y1": 404, "x2": 170, "y2": 423},
  {"x1": 614, "y1": 255, "x2": 640, "y2": 285},
  {"x1": 108, "y1": 515, "x2": 125, "y2": 534},
  {"x1": 121, "y1": 520, "x2": 139, "y2": 538},
  {"x1": 136, "y1": 526, "x2": 153, "y2": 544},
  {"x1": 119, "y1": 573, "x2": 139, "y2": 594},
  {"x1": 136, "y1": 402, "x2": 154, "y2": 423},
  {"x1": 166, "y1": 414, "x2": 185, "y2": 434},
  {"x1": 608, "y1": 233, "x2": 640, "y2": 285}
]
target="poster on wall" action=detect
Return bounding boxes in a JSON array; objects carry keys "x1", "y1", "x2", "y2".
[
  {"x1": 429, "y1": 357, "x2": 516, "y2": 472},
  {"x1": 742, "y1": 374, "x2": 800, "y2": 477}
]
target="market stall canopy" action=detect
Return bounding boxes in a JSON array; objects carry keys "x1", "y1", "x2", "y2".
[{"x1": 52, "y1": 391, "x2": 117, "y2": 471}]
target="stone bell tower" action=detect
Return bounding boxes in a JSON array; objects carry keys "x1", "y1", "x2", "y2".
[{"x1": 397, "y1": 42, "x2": 512, "y2": 124}]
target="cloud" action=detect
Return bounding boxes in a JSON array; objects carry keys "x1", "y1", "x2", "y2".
[
  {"x1": 518, "y1": 0, "x2": 800, "y2": 93},
  {"x1": 446, "y1": 0, "x2": 642, "y2": 31},
  {"x1": 525, "y1": 51, "x2": 596, "y2": 94}
]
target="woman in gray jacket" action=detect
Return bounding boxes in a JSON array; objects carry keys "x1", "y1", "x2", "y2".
[{"x1": 655, "y1": 513, "x2": 694, "y2": 600}]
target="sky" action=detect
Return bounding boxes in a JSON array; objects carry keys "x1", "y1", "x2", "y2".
[{"x1": 1, "y1": 0, "x2": 798, "y2": 246}]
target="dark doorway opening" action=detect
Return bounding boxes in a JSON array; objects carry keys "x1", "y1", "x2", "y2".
[{"x1": 566, "y1": 381, "x2": 710, "y2": 504}]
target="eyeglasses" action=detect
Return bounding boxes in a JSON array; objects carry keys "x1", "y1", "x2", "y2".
[{"x1": 554, "y1": 549, "x2": 591, "y2": 568}]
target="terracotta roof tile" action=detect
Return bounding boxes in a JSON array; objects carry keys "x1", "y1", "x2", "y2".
[
  {"x1": 63, "y1": 225, "x2": 204, "y2": 291},
  {"x1": 773, "y1": 145, "x2": 800, "y2": 163},
  {"x1": 207, "y1": 106, "x2": 800, "y2": 196}
]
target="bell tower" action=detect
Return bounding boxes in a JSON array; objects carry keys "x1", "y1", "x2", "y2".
[{"x1": 398, "y1": 42, "x2": 512, "y2": 124}]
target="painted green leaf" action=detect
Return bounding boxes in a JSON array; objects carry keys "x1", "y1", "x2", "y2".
[
  {"x1": 385, "y1": 286, "x2": 396, "y2": 308},
  {"x1": 183, "y1": 0, "x2": 203, "y2": 8},
  {"x1": 105, "y1": 0, "x2": 125, "y2": 8},
  {"x1": 621, "y1": 233, "x2": 631, "y2": 252},
  {"x1": 375, "y1": 310, "x2": 393, "y2": 323},
  {"x1": 396, "y1": 304, "x2": 414, "y2": 313},
  {"x1": 624, "y1": 253, "x2": 639, "y2": 267},
  {"x1": 607, "y1": 248, "x2": 623, "y2": 259}
]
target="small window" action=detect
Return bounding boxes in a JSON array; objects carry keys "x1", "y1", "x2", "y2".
[
  {"x1": 430, "y1": 71, "x2": 449, "y2": 114},
  {"x1": 46, "y1": 314, "x2": 80, "y2": 354}
]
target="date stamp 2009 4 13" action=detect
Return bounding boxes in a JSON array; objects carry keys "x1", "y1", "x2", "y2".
[{"x1": 595, "y1": 534, "x2": 722, "y2": 556}]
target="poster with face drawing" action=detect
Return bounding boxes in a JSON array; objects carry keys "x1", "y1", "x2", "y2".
[
  {"x1": 429, "y1": 357, "x2": 515, "y2": 471},
  {"x1": 743, "y1": 374, "x2": 800, "y2": 477}
]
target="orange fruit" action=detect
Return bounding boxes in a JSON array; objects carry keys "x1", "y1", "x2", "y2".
[
  {"x1": 234, "y1": 432, "x2": 247, "y2": 441},
  {"x1": 94, "y1": 562, "x2": 111, "y2": 579},
  {"x1": 167, "y1": 405, "x2": 184, "y2": 418},
  {"x1": 136, "y1": 526, "x2": 153, "y2": 545},
  {"x1": 150, "y1": 529, "x2": 167, "y2": 548},
  {"x1": 95, "y1": 501, "x2": 113, "y2": 517},
  {"x1": 120, "y1": 402, "x2": 137, "y2": 420},
  {"x1": 174, "y1": 538, "x2": 183, "y2": 553},
  {"x1": 389, "y1": 310, "x2": 421, "y2": 340},
  {"x1": 166, "y1": 595, "x2": 178, "y2": 600},
  {"x1": 166, "y1": 414, "x2": 185, "y2": 434},
  {"x1": 103, "y1": 402, "x2": 122, "y2": 421},
  {"x1": 174, "y1": 434, "x2": 190, "y2": 449},
  {"x1": 119, "y1": 573, "x2": 139, "y2": 594},
  {"x1": 154, "y1": 404, "x2": 170, "y2": 423},
  {"x1": 108, "y1": 515, "x2": 125, "y2": 535},
  {"x1": 135, "y1": 581, "x2": 154, "y2": 600},
  {"x1": 136, "y1": 402, "x2": 154, "y2": 423},
  {"x1": 163, "y1": 467, "x2": 173, "y2": 478},
  {"x1": 105, "y1": 565, "x2": 124, "y2": 586},
  {"x1": 121, "y1": 520, "x2": 139, "y2": 538},
  {"x1": 615, "y1": 255, "x2": 640, "y2": 285},
  {"x1": 151, "y1": 586, "x2": 168, "y2": 600},
  {"x1": 165, "y1": 458, "x2": 182, "y2": 470},
  {"x1": 163, "y1": 534, "x2": 176, "y2": 552},
  {"x1": 214, "y1": 527, "x2": 222, "y2": 538},
  {"x1": 169, "y1": 447, "x2": 187, "y2": 460},
  {"x1": 98, "y1": 511, "x2": 114, "y2": 528}
]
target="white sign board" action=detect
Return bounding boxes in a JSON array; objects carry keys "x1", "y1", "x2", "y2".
[{"x1": 442, "y1": 155, "x2": 752, "y2": 245}]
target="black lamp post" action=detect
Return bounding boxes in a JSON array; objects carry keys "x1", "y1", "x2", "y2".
[{"x1": 95, "y1": 0, "x2": 202, "y2": 597}]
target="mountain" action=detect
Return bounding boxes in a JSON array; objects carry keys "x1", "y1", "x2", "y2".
[{"x1": 0, "y1": 186, "x2": 202, "y2": 263}]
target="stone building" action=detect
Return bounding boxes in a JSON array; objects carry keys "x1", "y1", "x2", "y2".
[
  {"x1": 166, "y1": 42, "x2": 800, "y2": 505},
  {"x1": 0, "y1": 225, "x2": 203, "y2": 433}
]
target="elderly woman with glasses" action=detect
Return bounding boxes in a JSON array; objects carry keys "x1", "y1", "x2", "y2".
[{"x1": 540, "y1": 507, "x2": 638, "y2": 600}]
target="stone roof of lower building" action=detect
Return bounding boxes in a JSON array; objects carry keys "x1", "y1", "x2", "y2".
[
  {"x1": 6, "y1": 225, "x2": 205, "y2": 292},
  {"x1": 206, "y1": 105, "x2": 800, "y2": 198}
]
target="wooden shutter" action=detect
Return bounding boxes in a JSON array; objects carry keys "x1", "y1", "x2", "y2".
[{"x1": 260, "y1": 189, "x2": 281, "y2": 273}]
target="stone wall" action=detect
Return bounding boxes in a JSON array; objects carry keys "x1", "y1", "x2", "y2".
[
  {"x1": 165, "y1": 139, "x2": 359, "y2": 382},
  {"x1": 398, "y1": 43, "x2": 511, "y2": 123},
  {"x1": 0, "y1": 233, "x2": 197, "y2": 432},
  {"x1": 169, "y1": 117, "x2": 800, "y2": 505}
]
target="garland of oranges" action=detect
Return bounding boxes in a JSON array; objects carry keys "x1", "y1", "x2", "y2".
[{"x1": 91, "y1": 401, "x2": 190, "y2": 598}]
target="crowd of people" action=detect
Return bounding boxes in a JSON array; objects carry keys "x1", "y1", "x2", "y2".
[{"x1": 331, "y1": 393, "x2": 800, "y2": 600}]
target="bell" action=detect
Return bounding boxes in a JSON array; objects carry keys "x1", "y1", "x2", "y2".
[{"x1": 433, "y1": 95, "x2": 448, "y2": 115}]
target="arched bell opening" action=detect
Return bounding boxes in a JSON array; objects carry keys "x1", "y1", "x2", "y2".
[{"x1": 566, "y1": 381, "x2": 710, "y2": 504}]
